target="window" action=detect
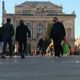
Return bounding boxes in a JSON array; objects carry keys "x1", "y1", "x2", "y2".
[
  {"x1": 26, "y1": 23, "x2": 32, "y2": 38},
  {"x1": 67, "y1": 28, "x2": 72, "y2": 39},
  {"x1": 47, "y1": 10, "x2": 54, "y2": 14},
  {"x1": 23, "y1": 10, "x2": 31, "y2": 14},
  {"x1": 36, "y1": 23, "x2": 44, "y2": 39}
]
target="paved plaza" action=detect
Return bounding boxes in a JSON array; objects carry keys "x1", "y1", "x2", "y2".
[{"x1": 0, "y1": 56, "x2": 80, "y2": 80}]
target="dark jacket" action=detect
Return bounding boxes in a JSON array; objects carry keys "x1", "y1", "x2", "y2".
[
  {"x1": 50, "y1": 21, "x2": 66, "y2": 40},
  {"x1": 16, "y1": 24, "x2": 30, "y2": 41},
  {"x1": 0, "y1": 27, "x2": 2, "y2": 42},
  {"x1": 2, "y1": 23, "x2": 14, "y2": 40}
]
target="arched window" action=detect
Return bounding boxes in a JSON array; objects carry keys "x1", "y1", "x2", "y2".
[
  {"x1": 67, "y1": 28, "x2": 72, "y2": 39},
  {"x1": 26, "y1": 23, "x2": 32, "y2": 38},
  {"x1": 36, "y1": 23, "x2": 44, "y2": 39}
]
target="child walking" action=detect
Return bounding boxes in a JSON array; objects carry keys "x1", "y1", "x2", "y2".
[{"x1": 62, "y1": 38, "x2": 70, "y2": 56}]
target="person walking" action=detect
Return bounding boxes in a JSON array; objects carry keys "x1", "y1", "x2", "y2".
[
  {"x1": 50, "y1": 17, "x2": 66, "y2": 57},
  {"x1": 37, "y1": 38, "x2": 44, "y2": 55},
  {"x1": 1, "y1": 18, "x2": 14, "y2": 59},
  {"x1": 15, "y1": 19, "x2": 31, "y2": 58},
  {"x1": 62, "y1": 38, "x2": 70, "y2": 56}
]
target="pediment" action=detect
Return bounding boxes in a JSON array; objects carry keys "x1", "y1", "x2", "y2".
[{"x1": 16, "y1": 1, "x2": 62, "y2": 9}]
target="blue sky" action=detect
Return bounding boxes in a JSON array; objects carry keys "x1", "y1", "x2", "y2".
[{"x1": 0, "y1": 0, "x2": 80, "y2": 39}]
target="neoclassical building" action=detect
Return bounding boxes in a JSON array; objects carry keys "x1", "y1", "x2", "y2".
[{"x1": 2, "y1": 1, "x2": 76, "y2": 52}]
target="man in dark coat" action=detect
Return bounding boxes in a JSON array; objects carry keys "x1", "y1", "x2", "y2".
[
  {"x1": 50, "y1": 17, "x2": 66, "y2": 57},
  {"x1": 2, "y1": 18, "x2": 14, "y2": 59},
  {"x1": 16, "y1": 19, "x2": 31, "y2": 58}
]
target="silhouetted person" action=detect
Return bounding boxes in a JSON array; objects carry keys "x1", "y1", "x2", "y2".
[
  {"x1": 16, "y1": 20, "x2": 30, "y2": 58},
  {"x1": 37, "y1": 38, "x2": 44, "y2": 55},
  {"x1": 50, "y1": 17, "x2": 66, "y2": 57},
  {"x1": 2, "y1": 18, "x2": 14, "y2": 59}
]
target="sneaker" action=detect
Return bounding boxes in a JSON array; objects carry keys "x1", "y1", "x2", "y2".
[
  {"x1": 55, "y1": 55, "x2": 60, "y2": 58},
  {"x1": 21, "y1": 54, "x2": 25, "y2": 59},
  {"x1": 58, "y1": 55, "x2": 61, "y2": 57}
]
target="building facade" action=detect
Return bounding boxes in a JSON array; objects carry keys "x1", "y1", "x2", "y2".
[{"x1": 2, "y1": 1, "x2": 76, "y2": 53}]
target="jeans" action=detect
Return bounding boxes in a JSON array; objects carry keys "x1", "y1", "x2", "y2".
[{"x1": 3, "y1": 38, "x2": 13, "y2": 56}]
